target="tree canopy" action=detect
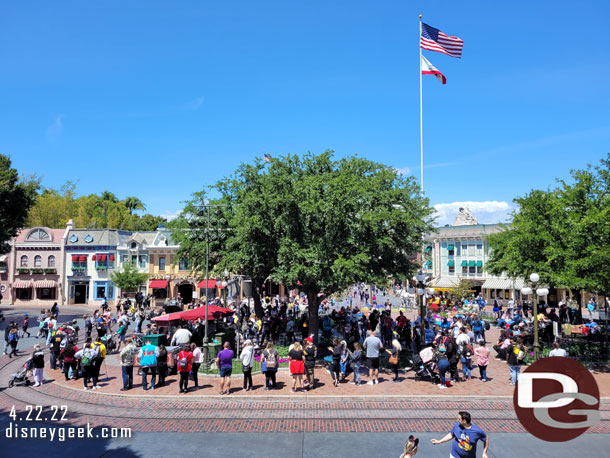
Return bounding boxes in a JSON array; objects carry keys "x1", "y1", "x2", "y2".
[
  {"x1": 0, "y1": 154, "x2": 39, "y2": 254},
  {"x1": 174, "y1": 151, "x2": 434, "y2": 338},
  {"x1": 26, "y1": 182, "x2": 165, "y2": 231},
  {"x1": 110, "y1": 262, "x2": 148, "y2": 294},
  {"x1": 487, "y1": 154, "x2": 610, "y2": 297}
]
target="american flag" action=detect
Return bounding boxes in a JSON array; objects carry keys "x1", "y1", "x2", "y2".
[
  {"x1": 420, "y1": 23, "x2": 463, "y2": 58},
  {"x1": 263, "y1": 153, "x2": 271, "y2": 162}
]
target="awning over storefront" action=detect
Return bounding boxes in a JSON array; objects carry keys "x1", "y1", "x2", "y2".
[
  {"x1": 72, "y1": 255, "x2": 79, "y2": 262},
  {"x1": 481, "y1": 278, "x2": 512, "y2": 289},
  {"x1": 430, "y1": 277, "x2": 458, "y2": 288},
  {"x1": 78, "y1": 255, "x2": 87, "y2": 262},
  {"x1": 100, "y1": 254, "x2": 107, "y2": 261},
  {"x1": 92, "y1": 255, "x2": 97, "y2": 261},
  {"x1": 476, "y1": 260, "x2": 483, "y2": 267},
  {"x1": 447, "y1": 260, "x2": 455, "y2": 266},
  {"x1": 149, "y1": 280, "x2": 168, "y2": 289},
  {"x1": 461, "y1": 261, "x2": 468, "y2": 267},
  {"x1": 425, "y1": 246, "x2": 432, "y2": 252},
  {"x1": 468, "y1": 261, "x2": 476, "y2": 267},
  {"x1": 35, "y1": 280, "x2": 57, "y2": 288},
  {"x1": 14, "y1": 280, "x2": 33, "y2": 289},
  {"x1": 447, "y1": 244, "x2": 454, "y2": 250},
  {"x1": 425, "y1": 260, "x2": 432, "y2": 266},
  {"x1": 109, "y1": 254, "x2": 115, "y2": 261},
  {"x1": 197, "y1": 279, "x2": 217, "y2": 288}
]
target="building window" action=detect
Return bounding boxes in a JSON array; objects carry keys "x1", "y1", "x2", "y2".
[
  {"x1": 48, "y1": 255, "x2": 56, "y2": 267},
  {"x1": 16, "y1": 287, "x2": 32, "y2": 300},
  {"x1": 477, "y1": 266, "x2": 483, "y2": 275},
  {"x1": 121, "y1": 254, "x2": 129, "y2": 264},
  {"x1": 38, "y1": 288, "x2": 56, "y2": 300},
  {"x1": 469, "y1": 266, "x2": 476, "y2": 275},
  {"x1": 34, "y1": 256, "x2": 42, "y2": 267},
  {"x1": 468, "y1": 244, "x2": 475, "y2": 256},
  {"x1": 26, "y1": 228, "x2": 50, "y2": 241},
  {"x1": 449, "y1": 265, "x2": 455, "y2": 274},
  {"x1": 20, "y1": 255, "x2": 28, "y2": 267},
  {"x1": 179, "y1": 259, "x2": 190, "y2": 271},
  {"x1": 131, "y1": 242, "x2": 137, "y2": 249},
  {"x1": 462, "y1": 266, "x2": 468, "y2": 275},
  {"x1": 477, "y1": 243, "x2": 483, "y2": 255},
  {"x1": 159, "y1": 257, "x2": 166, "y2": 271},
  {"x1": 138, "y1": 255, "x2": 148, "y2": 268},
  {"x1": 94, "y1": 281, "x2": 115, "y2": 300}
]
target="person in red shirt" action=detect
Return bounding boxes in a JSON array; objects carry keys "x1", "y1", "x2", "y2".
[{"x1": 177, "y1": 344, "x2": 194, "y2": 394}]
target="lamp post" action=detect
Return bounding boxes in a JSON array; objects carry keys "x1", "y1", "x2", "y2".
[
  {"x1": 521, "y1": 273, "x2": 549, "y2": 361},
  {"x1": 416, "y1": 273, "x2": 427, "y2": 339},
  {"x1": 194, "y1": 204, "x2": 228, "y2": 368}
]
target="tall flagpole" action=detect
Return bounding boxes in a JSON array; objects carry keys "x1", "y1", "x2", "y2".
[{"x1": 419, "y1": 14, "x2": 424, "y2": 198}]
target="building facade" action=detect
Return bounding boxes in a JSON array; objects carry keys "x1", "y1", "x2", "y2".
[
  {"x1": 64, "y1": 221, "x2": 119, "y2": 306},
  {"x1": 6, "y1": 227, "x2": 67, "y2": 306}
]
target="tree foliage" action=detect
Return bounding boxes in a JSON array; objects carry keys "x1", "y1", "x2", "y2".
[
  {"x1": 26, "y1": 182, "x2": 165, "y2": 231},
  {"x1": 176, "y1": 151, "x2": 434, "y2": 337},
  {"x1": 110, "y1": 262, "x2": 148, "y2": 293},
  {"x1": 487, "y1": 154, "x2": 610, "y2": 296},
  {"x1": 0, "y1": 155, "x2": 39, "y2": 254}
]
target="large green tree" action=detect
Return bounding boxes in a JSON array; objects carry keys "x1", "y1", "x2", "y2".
[
  {"x1": 0, "y1": 155, "x2": 39, "y2": 253},
  {"x1": 487, "y1": 154, "x2": 610, "y2": 301},
  {"x1": 192, "y1": 151, "x2": 434, "y2": 339}
]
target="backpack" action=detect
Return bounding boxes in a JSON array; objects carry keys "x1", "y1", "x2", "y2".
[
  {"x1": 438, "y1": 338, "x2": 447, "y2": 353},
  {"x1": 81, "y1": 352, "x2": 92, "y2": 367},
  {"x1": 179, "y1": 353, "x2": 189, "y2": 371},
  {"x1": 484, "y1": 321, "x2": 491, "y2": 331},
  {"x1": 265, "y1": 351, "x2": 277, "y2": 369},
  {"x1": 9, "y1": 332, "x2": 17, "y2": 342}
]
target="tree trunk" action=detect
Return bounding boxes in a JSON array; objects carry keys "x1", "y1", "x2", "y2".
[
  {"x1": 252, "y1": 283, "x2": 264, "y2": 318},
  {"x1": 306, "y1": 290, "x2": 320, "y2": 344}
]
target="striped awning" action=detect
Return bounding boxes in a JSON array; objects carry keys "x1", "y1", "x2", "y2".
[
  {"x1": 14, "y1": 279, "x2": 33, "y2": 289},
  {"x1": 430, "y1": 277, "x2": 458, "y2": 288},
  {"x1": 35, "y1": 279, "x2": 57, "y2": 288},
  {"x1": 481, "y1": 278, "x2": 520, "y2": 290}
]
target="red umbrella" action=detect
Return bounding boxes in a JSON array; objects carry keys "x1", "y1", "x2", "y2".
[
  {"x1": 151, "y1": 311, "x2": 185, "y2": 323},
  {"x1": 180, "y1": 305, "x2": 234, "y2": 321}
]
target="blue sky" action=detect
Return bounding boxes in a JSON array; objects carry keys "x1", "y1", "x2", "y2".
[{"x1": 2, "y1": 1, "x2": 609, "y2": 226}]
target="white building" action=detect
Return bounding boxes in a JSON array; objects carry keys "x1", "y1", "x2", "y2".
[{"x1": 425, "y1": 208, "x2": 524, "y2": 301}]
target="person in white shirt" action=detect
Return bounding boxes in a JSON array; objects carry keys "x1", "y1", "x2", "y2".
[
  {"x1": 549, "y1": 342, "x2": 567, "y2": 357},
  {"x1": 170, "y1": 325, "x2": 192, "y2": 346}
]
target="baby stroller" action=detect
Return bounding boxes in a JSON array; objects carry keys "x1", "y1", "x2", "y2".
[
  {"x1": 101, "y1": 334, "x2": 117, "y2": 354},
  {"x1": 9, "y1": 358, "x2": 32, "y2": 387},
  {"x1": 411, "y1": 347, "x2": 439, "y2": 384}
]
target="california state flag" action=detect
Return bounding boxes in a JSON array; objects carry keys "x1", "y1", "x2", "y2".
[{"x1": 421, "y1": 55, "x2": 446, "y2": 84}]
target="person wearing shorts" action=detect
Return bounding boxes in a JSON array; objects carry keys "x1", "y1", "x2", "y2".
[
  {"x1": 216, "y1": 342, "x2": 234, "y2": 395},
  {"x1": 363, "y1": 330, "x2": 383, "y2": 385}
]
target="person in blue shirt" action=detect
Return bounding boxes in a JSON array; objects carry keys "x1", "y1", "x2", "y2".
[{"x1": 431, "y1": 411, "x2": 489, "y2": 458}]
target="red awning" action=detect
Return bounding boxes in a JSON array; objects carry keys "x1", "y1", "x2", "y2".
[
  {"x1": 100, "y1": 254, "x2": 107, "y2": 261},
  {"x1": 197, "y1": 279, "x2": 217, "y2": 288},
  {"x1": 109, "y1": 254, "x2": 115, "y2": 261},
  {"x1": 72, "y1": 255, "x2": 78, "y2": 262},
  {"x1": 180, "y1": 305, "x2": 234, "y2": 321},
  {"x1": 78, "y1": 255, "x2": 87, "y2": 262},
  {"x1": 151, "y1": 311, "x2": 184, "y2": 323},
  {"x1": 149, "y1": 280, "x2": 168, "y2": 289},
  {"x1": 92, "y1": 255, "x2": 97, "y2": 261}
]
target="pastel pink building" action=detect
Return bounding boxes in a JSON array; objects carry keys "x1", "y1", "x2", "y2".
[{"x1": 5, "y1": 226, "x2": 68, "y2": 306}]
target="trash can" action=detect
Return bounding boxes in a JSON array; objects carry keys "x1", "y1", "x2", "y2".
[{"x1": 143, "y1": 334, "x2": 167, "y2": 346}]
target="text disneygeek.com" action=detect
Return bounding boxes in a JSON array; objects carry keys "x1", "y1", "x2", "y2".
[{"x1": 4, "y1": 423, "x2": 132, "y2": 441}]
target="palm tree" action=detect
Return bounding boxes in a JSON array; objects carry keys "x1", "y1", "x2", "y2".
[{"x1": 123, "y1": 196, "x2": 146, "y2": 215}]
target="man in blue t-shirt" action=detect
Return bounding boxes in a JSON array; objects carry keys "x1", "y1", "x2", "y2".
[{"x1": 431, "y1": 411, "x2": 489, "y2": 458}]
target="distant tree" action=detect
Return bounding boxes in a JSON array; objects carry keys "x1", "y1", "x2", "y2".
[
  {"x1": 110, "y1": 262, "x2": 148, "y2": 294},
  {"x1": 123, "y1": 196, "x2": 146, "y2": 215},
  {"x1": 450, "y1": 279, "x2": 475, "y2": 303},
  {"x1": 0, "y1": 154, "x2": 39, "y2": 253}
]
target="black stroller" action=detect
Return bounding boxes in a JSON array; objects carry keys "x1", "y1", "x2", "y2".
[
  {"x1": 101, "y1": 334, "x2": 118, "y2": 354},
  {"x1": 410, "y1": 347, "x2": 439, "y2": 384},
  {"x1": 9, "y1": 358, "x2": 32, "y2": 387}
]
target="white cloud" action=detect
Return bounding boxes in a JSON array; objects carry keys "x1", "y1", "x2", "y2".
[
  {"x1": 433, "y1": 201, "x2": 513, "y2": 226},
  {"x1": 160, "y1": 209, "x2": 181, "y2": 221},
  {"x1": 45, "y1": 114, "x2": 63, "y2": 141},
  {"x1": 396, "y1": 166, "x2": 411, "y2": 176}
]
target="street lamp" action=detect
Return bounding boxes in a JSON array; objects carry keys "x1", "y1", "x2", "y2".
[
  {"x1": 416, "y1": 273, "x2": 427, "y2": 340},
  {"x1": 521, "y1": 272, "x2": 548, "y2": 361}
]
